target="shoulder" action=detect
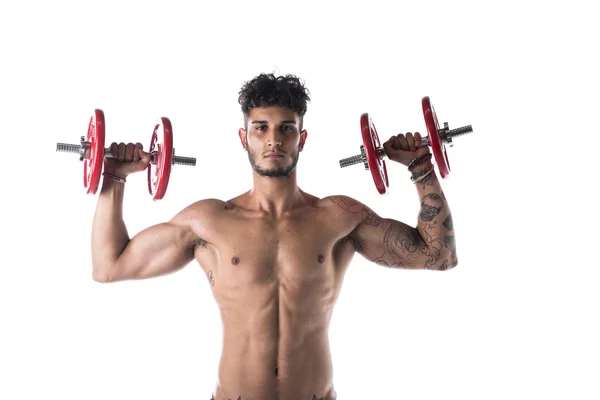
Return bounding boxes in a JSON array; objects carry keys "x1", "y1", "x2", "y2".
[
  {"x1": 318, "y1": 195, "x2": 381, "y2": 230},
  {"x1": 169, "y1": 198, "x2": 231, "y2": 232},
  {"x1": 167, "y1": 198, "x2": 233, "y2": 248},
  {"x1": 320, "y1": 195, "x2": 365, "y2": 213},
  {"x1": 319, "y1": 195, "x2": 376, "y2": 215},
  {"x1": 170, "y1": 198, "x2": 231, "y2": 222}
]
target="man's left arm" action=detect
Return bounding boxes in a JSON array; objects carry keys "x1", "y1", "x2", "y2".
[{"x1": 338, "y1": 132, "x2": 457, "y2": 271}]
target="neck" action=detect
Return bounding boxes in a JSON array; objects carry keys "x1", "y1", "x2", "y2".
[{"x1": 248, "y1": 171, "x2": 304, "y2": 217}]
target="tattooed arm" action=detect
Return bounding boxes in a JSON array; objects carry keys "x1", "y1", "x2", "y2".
[
  {"x1": 407, "y1": 159, "x2": 457, "y2": 270},
  {"x1": 330, "y1": 161, "x2": 457, "y2": 270}
]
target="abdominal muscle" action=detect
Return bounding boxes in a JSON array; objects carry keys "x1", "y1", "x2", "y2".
[
  {"x1": 215, "y1": 314, "x2": 335, "y2": 399},
  {"x1": 210, "y1": 271, "x2": 339, "y2": 400},
  {"x1": 192, "y1": 196, "x2": 356, "y2": 400}
]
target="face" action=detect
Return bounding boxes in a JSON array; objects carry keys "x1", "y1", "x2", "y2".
[{"x1": 239, "y1": 106, "x2": 307, "y2": 178}]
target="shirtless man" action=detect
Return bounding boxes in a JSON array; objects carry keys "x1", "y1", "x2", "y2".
[{"x1": 91, "y1": 73, "x2": 458, "y2": 400}]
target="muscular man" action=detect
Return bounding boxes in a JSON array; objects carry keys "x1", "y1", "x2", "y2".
[{"x1": 91, "y1": 73, "x2": 458, "y2": 400}]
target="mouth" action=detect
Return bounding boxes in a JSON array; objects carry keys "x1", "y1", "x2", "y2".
[{"x1": 265, "y1": 153, "x2": 284, "y2": 158}]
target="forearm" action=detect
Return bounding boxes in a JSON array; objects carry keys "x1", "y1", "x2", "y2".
[
  {"x1": 91, "y1": 179, "x2": 130, "y2": 278},
  {"x1": 410, "y1": 160, "x2": 457, "y2": 270}
]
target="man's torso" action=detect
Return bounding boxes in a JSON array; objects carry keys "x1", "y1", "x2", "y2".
[{"x1": 188, "y1": 192, "x2": 361, "y2": 400}]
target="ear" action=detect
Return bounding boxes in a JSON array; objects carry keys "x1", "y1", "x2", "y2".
[
  {"x1": 299, "y1": 130, "x2": 308, "y2": 151},
  {"x1": 238, "y1": 128, "x2": 247, "y2": 150}
]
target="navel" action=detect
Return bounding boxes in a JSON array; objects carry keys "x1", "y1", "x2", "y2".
[
  {"x1": 318, "y1": 254, "x2": 325, "y2": 264},
  {"x1": 231, "y1": 256, "x2": 240, "y2": 266}
]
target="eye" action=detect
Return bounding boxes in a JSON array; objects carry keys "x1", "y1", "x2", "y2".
[
  {"x1": 256, "y1": 125, "x2": 267, "y2": 131},
  {"x1": 281, "y1": 125, "x2": 293, "y2": 132}
]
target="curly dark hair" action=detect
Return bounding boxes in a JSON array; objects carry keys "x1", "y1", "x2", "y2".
[{"x1": 238, "y1": 73, "x2": 311, "y2": 129}]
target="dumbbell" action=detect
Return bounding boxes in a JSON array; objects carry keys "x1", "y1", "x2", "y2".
[
  {"x1": 56, "y1": 109, "x2": 196, "y2": 200},
  {"x1": 339, "y1": 96, "x2": 473, "y2": 194}
]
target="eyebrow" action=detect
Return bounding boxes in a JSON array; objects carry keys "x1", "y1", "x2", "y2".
[{"x1": 251, "y1": 120, "x2": 297, "y2": 125}]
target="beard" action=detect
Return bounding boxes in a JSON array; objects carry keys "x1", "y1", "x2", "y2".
[{"x1": 247, "y1": 144, "x2": 301, "y2": 178}]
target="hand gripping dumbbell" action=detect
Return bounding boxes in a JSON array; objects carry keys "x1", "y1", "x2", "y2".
[
  {"x1": 56, "y1": 109, "x2": 196, "y2": 200},
  {"x1": 339, "y1": 96, "x2": 473, "y2": 194}
]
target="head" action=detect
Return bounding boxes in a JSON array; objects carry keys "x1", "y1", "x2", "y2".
[{"x1": 238, "y1": 73, "x2": 311, "y2": 178}]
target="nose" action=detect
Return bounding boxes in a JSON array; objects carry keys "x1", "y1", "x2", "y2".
[{"x1": 266, "y1": 129, "x2": 283, "y2": 148}]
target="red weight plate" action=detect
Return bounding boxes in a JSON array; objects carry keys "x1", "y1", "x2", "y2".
[
  {"x1": 147, "y1": 117, "x2": 173, "y2": 200},
  {"x1": 422, "y1": 97, "x2": 450, "y2": 178},
  {"x1": 360, "y1": 113, "x2": 389, "y2": 194},
  {"x1": 84, "y1": 109, "x2": 105, "y2": 194}
]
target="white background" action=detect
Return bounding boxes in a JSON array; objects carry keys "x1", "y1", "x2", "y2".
[{"x1": 1, "y1": 0, "x2": 598, "y2": 399}]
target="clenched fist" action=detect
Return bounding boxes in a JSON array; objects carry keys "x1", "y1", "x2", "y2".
[
  {"x1": 104, "y1": 142, "x2": 152, "y2": 178},
  {"x1": 382, "y1": 132, "x2": 430, "y2": 167}
]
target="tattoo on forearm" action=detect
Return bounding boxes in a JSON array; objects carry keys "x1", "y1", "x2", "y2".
[
  {"x1": 412, "y1": 167, "x2": 435, "y2": 186},
  {"x1": 444, "y1": 234, "x2": 456, "y2": 258},
  {"x1": 443, "y1": 214, "x2": 454, "y2": 231},
  {"x1": 419, "y1": 193, "x2": 444, "y2": 222},
  {"x1": 421, "y1": 221, "x2": 437, "y2": 230},
  {"x1": 438, "y1": 259, "x2": 451, "y2": 271},
  {"x1": 417, "y1": 226, "x2": 444, "y2": 269}
]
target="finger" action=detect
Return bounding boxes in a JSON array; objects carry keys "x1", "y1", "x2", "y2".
[
  {"x1": 383, "y1": 140, "x2": 396, "y2": 159},
  {"x1": 117, "y1": 142, "x2": 126, "y2": 161},
  {"x1": 396, "y1": 134, "x2": 409, "y2": 150},
  {"x1": 414, "y1": 132, "x2": 423, "y2": 148},
  {"x1": 137, "y1": 145, "x2": 152, "y2": 165},
  {"x1": 125, "y1": 143, "x2": 135, "y2": 161},
  {"x1": 406, "y1": 132, "x2": 416, "y2": 151},
  {"x1": 138, "y1": 148, "x2": 152, "y2": 166},
  {"x1": 132, "y1": 143, "x2": 143, "y2": 161},
  {"x1": 380, "y1": 136, "x2": 393, "y2": 152},
  {"x1": 384, "y1": 138, "x2": 410, "y2": 161},
  {"x1": 109, "y1": 142, "x2": 119, "y2": 158}
]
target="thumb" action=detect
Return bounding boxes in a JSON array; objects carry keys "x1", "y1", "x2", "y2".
[
  {"x1": 137, "y1": 149, "x2": 152, "y2": 169},
  {"x1": 383, "y1": 136, "x2": 401, "y2": 160}
]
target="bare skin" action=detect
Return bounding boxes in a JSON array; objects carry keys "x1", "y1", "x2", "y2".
[{"x1": 91, "y1": 106, "x2": 457, "y2": 400}]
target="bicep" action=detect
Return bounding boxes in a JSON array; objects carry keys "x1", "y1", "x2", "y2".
[
  {"x1": 351, "y1": 216, "x2": 428, "y2": 270},
  {"x1": 329, "y1": 194, "x2": 440, "y2": 269},
  {"x1": 107, "y1": 221, "x2": 197, "y2": 282}
]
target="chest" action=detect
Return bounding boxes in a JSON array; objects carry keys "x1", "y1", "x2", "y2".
[
  {"x1": 200, "y1": 212, "x2": 354, "y2": 285},
  {"x1": 228, "y1": 217, "x2": 334, "y2": 266}
]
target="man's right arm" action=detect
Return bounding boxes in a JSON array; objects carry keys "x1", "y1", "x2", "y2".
[{"x1": 91, "y1": 178, "x2": 200, "y2": 283}]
